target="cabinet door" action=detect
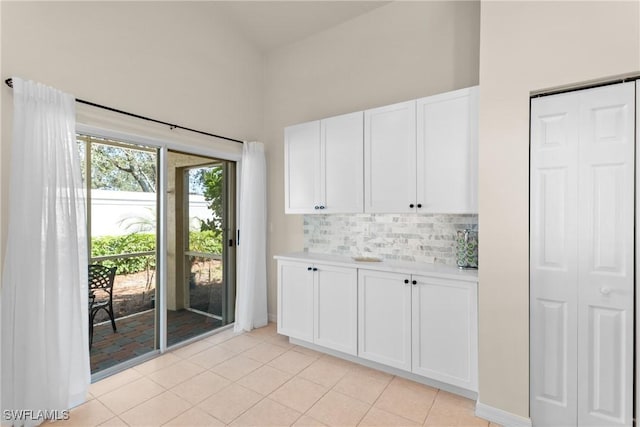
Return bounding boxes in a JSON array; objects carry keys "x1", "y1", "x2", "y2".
[
  {"x1": 364, "y1": 101, "x2": 416, "y2": 213},
  {"x1": 321, "y1": 112, "x2": 364, "y2": 213},
  {"x1": 314, "y1": 264, "x2": 358, "y2": 355},
  {"x1": 277, "y1": 260, "x2": 314, "y2": 342},
  {"x1": 417, "y1": 86, "x2": 478, "y2": 213},
  {"x1": 358, "y1": 269, "x2": 412, "y2": 371},
  {"x1": 285, "y1": 121, "x2": 321, "y2": 213},
  {"x1": 412, "y1": 276, "x2": 478, "y2": 391}
]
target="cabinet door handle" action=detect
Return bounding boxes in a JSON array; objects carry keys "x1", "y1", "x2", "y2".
[
  {"x1": 319, "y1": 205, "x2": 325, "y2": 209},
  {"x1": 404, "y1": 279, "x2": 409, "y2": 284},
  {"x1": 314, "y1": 205, "x2": 319, "y2": 210},
  {"x1": 312, "y1": 267, "x2": 318, "y2": 271},
  {"x1": 409, "y1": 204, "x2": 415, "y2": 208},
  {"x1": 600, "y1": 286, "x2": 611, "y2": 296},
  {"x1": 307, "y1": 267, "x2": 312, "y2": 271},
  {"x1": 412, "y1": 280, "x2": 417, "y2": 285},
  {"x1": 417, "y1": 204, "x2": 422, "y2": 208}
]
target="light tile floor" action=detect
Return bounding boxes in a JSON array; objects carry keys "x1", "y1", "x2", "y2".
[{"x1": 54, "y1": 323, "x2": 501, "y2": 426}]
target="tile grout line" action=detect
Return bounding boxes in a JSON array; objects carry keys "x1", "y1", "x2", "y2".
[
  {"x1": 105, "y1": 333, "x2": 223, "y2": 420},
  {"x1": 422, "y1": 388, "x2": 440, "y2": 426},
  {"x1": 355, "y1": 372, "x2": 395, "y2": 426},
  {"x1": 298, "y1": 357, "x2": 372, "y2": 426},
  {"x1": 267, "y1": 374, "x2": 308, "y2": 426},
  {"x1": 201, "y1": 331, "x2": 282, "y2": 426},
  {"x1": 296, "y1": 364, "x2": 339, "y2": 424},
  {"x1": 96, "y1": 378, "x2": 165, "y2": 418},
  {"x1": 253, "y1": 346, "x2": 329, "y2": 425}
]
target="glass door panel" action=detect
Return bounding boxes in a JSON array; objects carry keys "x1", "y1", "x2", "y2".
[
  {"x1": 78, "y1": 135, "x2": 159, "y2": 375},
  {"x1": 167, "y1": 151, "x2": 236, "y2": 346}
]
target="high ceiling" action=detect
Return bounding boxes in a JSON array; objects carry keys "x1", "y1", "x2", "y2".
[{"x1": 210, "y1": 1, "x2": 391, "y2": 52}]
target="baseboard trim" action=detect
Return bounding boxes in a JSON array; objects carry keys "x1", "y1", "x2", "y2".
[
  {"x1": 475, "y1": 402, "x2": 532, "y2": 427},
  {"x1": 290, "y1": 338, "x2": 478, "y2": 401}
]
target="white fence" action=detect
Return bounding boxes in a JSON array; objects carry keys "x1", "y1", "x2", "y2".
[{"x1": 91, "y1": 189, "x2": 210, "y2": 237}]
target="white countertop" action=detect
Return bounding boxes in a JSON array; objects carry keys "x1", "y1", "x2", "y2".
[{"x1": 274, "y1": 252, "x2": 478, "y2": 283}]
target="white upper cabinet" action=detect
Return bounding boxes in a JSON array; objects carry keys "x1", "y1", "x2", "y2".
[
  {"x1": 284, "y1": 112, "x2": 363, "y2": 214},
  {"x1": 286, "y1": 86, "x2": 478, "y2": 215},
  {"x1": 285, "y1": 120, "x2": 320, "y2": 214},
  {"x1": 364, "y1": 100, "x2": 417, "y2": 213},
  {"x1": 417, "y1": 86, "x2": 478, "y2": 213},
  {"x1": 322, "y1": 112, "x2": 364, "y2": 213},
  {"x1": 364, "y1": 87, "x2": 478, "y2": 214}
]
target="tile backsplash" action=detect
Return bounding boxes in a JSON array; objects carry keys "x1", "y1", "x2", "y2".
[{"x1": 303, "y1": 213, "x2": 478, "y2": 266}]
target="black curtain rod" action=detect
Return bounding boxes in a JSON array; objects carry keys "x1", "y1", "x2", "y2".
[{"x1": 4, "y1": 78, "x2": 244, "y2": 144}]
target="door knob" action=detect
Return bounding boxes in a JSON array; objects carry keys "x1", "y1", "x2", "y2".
[{"x1": 600, "y1": 286, "x2": 611, "y2": 296}]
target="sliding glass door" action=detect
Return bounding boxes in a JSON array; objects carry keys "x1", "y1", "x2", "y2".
[
  {"x1": 79, "y1": 135, "x2": 237, "y2": 375},
  {"x1": 78, "y1": 134, "x2": 159, "y2": 374},
  {"x1": 166, "y1": 150, "x2": 236, "y2": 346}
]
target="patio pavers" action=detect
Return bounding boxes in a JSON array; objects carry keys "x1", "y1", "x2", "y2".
[{"x1": 91, "y1": 309, "x2": 224, "y2": 373}]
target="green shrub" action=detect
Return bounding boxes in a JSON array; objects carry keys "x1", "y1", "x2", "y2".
[
  {"x1": 189, "y1": 230, "x2": 222, "y2": 254},
  {"x1": 91, "y1": 233, "x2": 156, "y2": 274},
  {"x1": 91, "y1": 231, "x2": 222, "y2": 274}
]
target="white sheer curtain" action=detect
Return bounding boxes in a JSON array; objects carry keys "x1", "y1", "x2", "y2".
[
  {"x1": 1, "y1": 78, "x2": 90, "y2": 423},
  {"x1": 234, "y1": 141, "x2": 268, "y2": 332}
]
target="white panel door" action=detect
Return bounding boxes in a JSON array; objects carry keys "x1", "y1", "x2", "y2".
[
  {"x1": 358, "y1": 269, "x2": 412, "y2": 371},
  {"x1": 277, "y1": 260, "x2": 314, "y2": 342},
  {"x1": 411, "y1": 275, "x2": 478, "y2": 391},
  {"x1": 285, "y1": 120, "x2": 321, "y2": 213},
  {"x1": 636, "y1": 79, "x2": 640, "y2": 427},
  {"x1": 530, "y1": 81, "x2": 635, "y2": 427},
  {"x1": 530, "y1": 91, "x2": 580, "y2": 427},
  {"x1": 417, "y1": 86, "x2": 478, "y2": 213},
  {"x1": 314, "y1": 264, "x2": 358, "y2": 355},
  {"x1": 576, "y1": 82, "x2": 634, "y2": 427},
  {"x1": 322, "y1": 111, "x2": 364, "y2": 213},
  {"x1": 364, "y1": 101, "x2": 417, "y2": 213}
]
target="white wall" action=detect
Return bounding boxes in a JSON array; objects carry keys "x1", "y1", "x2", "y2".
[
  {"x1": 478, "y1": 0, "x2": 640, "y2": 417},
  {"x1": 89, "y1": 190, "x2": 209, "y2": 237},
  {"x1": 263, "y1": 0, "x2": 480, "y2": 319},
  {"x1": 0, "y1": 1, "x2": 263, "y2": 258}
]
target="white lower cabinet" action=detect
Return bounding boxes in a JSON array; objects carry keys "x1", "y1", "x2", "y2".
[
  {"x1": 276, "y1": 257, "x2": 478, "y2": 394},
  {"x1": 412, "y1": 275, "x2": 478, "y2": 391},
  {"x1": 357, "y1": 269, "x2": 412, "y2": 370},
  {"x1": 277, "y1": 260, "x2": 357, "y2": 355},
  {"x1": 277, "y1": 260, "x2": 314, "y2": 341},
  {"x1": 358, "y1": 269, "x2": 478, "y2": 392},
  {"x1": 314, "y1": 265, "x2": 358, "y2": 355}
]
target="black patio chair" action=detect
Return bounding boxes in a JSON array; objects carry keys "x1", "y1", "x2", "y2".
[{"x1": 89, "y1": 264, "x2": 117, "y2": 348}]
